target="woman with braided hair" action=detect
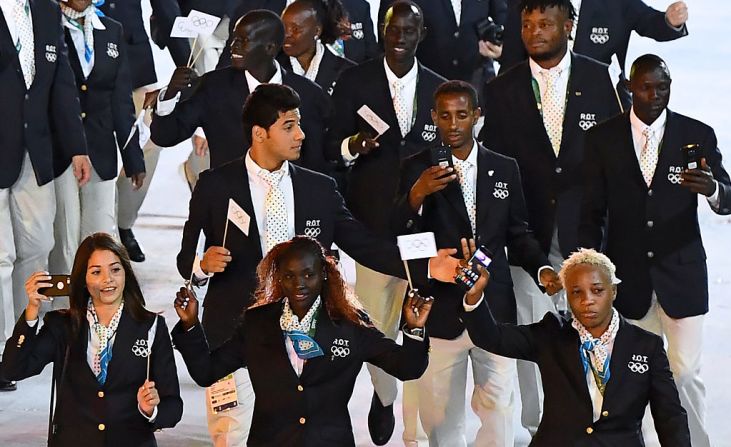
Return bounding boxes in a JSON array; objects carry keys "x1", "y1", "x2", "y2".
[{"x1": 172, "y1": 236, "x2": 433, "y2": 446}]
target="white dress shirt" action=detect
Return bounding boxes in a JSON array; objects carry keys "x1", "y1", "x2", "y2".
[
  {"x1": 0, "y1": 0, "x2": 32, "y2": 49},
  {"x1": 529, "y1": 50, "x2": 572, "y2": 114},
  {"x1": 629, "y1": 107, "x2": 720, "y2": 207},
  {"x1": 463, "y1": 295, "x2": 614, "y2": 421},
  {"x1": 245, "y1": 150, "x2": 296, "y2": 255},
  {"x1": 340, "y1": 58, "x2": 420, "y2": 163},
  {"x1": 62, "y1": 13, "x2": 106, "y2": 79},
  {"x1": 156, "y1": 61, "x2": 284, "y2": 116}
]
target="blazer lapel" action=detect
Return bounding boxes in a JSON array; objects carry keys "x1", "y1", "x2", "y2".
[
  {"x1": 63, "y1": 30, "x2": 83, "y2": 80},
  {"x1": 600, "y1": 317, "x2": 630, "y2": 404},
  {"x1": 560, "y1": 321, "x2": 594, "y2": 414},
  {"x1": 299, "y1": 308, "x2": 336, "y2": 382},
  {"x1": 651, "y1": 109, "x2": 679, "y2": 188},
  {"x1": 260, "y1": 302, "x2": 302, "y2": 383},
  {"x1": 475, "y1": 145, "x2": 492, "y2": 229},
  {"x1": 227, "y1": 158, "x2": 262, "y2": 260},
  {"x1": 440, "y1": 175, "x2": 472, "y2": 231},
  {"x1": 557, "y1": 53, "x2": 582, "y2": 162},
  {"x1": 0, "y1": 8, "x2": 24, "y2": 82},
  {"x1": 619, "y1": 113, "x2": 649, "y2": 189},
  {"x1": 104, "y1": 309, "x2": 137, "y2": 386},
  {"x1": 404, "y1": 63, "x2": 432, "y2": 140},
  {"x1": 291, "y1": 164, "x2": 306, "y2": 235}
]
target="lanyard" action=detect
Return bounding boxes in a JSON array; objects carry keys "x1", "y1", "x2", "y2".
[{"x1": 530, "y1": 72, "x2": 571, "y2": 119}]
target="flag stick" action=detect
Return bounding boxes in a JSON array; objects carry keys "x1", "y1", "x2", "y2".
[
  {"x1": 146, "y1": 346, "x2": 152, "y2": 382},
  {"x1": 190, "y1": 44, "x2": 205, "y2": 69},
  {"x1": 186, "y1": 35, "x2": 199, "y2": 67},
  {"x1": 222, "y1": 217, "x2": 230, "y2": 249},
  {"x1": 403, "y1": 260, "x2": 413, "y2": 290}
]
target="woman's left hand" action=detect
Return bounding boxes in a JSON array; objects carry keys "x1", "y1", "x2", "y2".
[
  {"x1": 403, "y1": 289, "x2": 434, "y2": 330},
  {"x1": 137, "y1": 380, "x2": 160, "y2": 417}
]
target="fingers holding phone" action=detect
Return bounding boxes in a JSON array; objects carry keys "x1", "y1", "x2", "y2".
[{"x1": 24, "y1": 272, "x2": 60, "y2": 320}]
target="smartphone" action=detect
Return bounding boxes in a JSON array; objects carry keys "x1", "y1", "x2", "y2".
[
  {"x1": 430, "y1": 145, "x2": 454, "y2": 170},
  {"x1": 682, "y1": 144, "x2": 702, "y2": 170},
  {"x1": 38, "y1": 275, "x2": 71, "y2": 297},
  {"x1": 455, "y1": 246, "x2": 493, "y2": 289}
]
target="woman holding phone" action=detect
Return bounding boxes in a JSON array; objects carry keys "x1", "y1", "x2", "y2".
[{"x1": 1, "y1": 233, "x2": 181, "y2": 446}]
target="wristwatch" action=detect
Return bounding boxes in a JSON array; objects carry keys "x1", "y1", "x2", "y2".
[{"x1": 404, "y1": 326, "x2": 425, "y2": 338}]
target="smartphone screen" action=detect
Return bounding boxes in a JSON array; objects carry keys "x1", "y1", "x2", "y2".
[{"x1": 471, "y1": 247, "x2": 493, "y2": 268}]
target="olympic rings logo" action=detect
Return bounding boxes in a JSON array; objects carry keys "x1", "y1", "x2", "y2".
[
  {"x1": 627, "y1": 361, "x2": 649, "y2": 374},
  {"x1": 590, "y1": 33, "x2": 609, "y2": 44},
  {"x1": 191, "y1": 17, "x2": 214, "y2": 28},
  {"x1": 493, "y1": 188, "x2": 509, "y2": 200},
  {"x1": 352, "y1": 29, "x2": 364, "y2": 40},
  {"x1": 331, "y1": 346, "x2": 350, "y2": 358},
  {"x1": 579, "y1": 120, "x2": 596, "y2": 131},
  {"x1": 132, "y1": 345, "x2": 150, "y2": 357},
  {"x1": 668, "y1": 173, "x2": 682, "y2": 184},
  {"x1": 422, "y1": 131, "x2": 437, "y2": 142},
  {"x1": 304, "y1": 227, "x2": 321, "y2": 237}
]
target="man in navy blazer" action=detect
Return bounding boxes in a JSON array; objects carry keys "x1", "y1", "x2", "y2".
[
  {"x1": 477, "y1": 0, "x2": 621, "y2": 435},
  {"x1": 579, "y1": 54, "x2": 730, "y2": 447},
  {"x1": 0, "y1": 0, "x2": 91, "y2": 391},
  {"x1": 393, "y1": 80, "x2": 561, "y2": 446},
  {"x1": 151, "y1": 10, "x2": 333, "y2": 175},
  {"x1": 326, "y1": 3, "x2": 446, "y2": 442},
  {"x1": 500, "y1": 0, "x2": 689, "y2": 84},
  {"x1": 176, "y1": 83, "x2": 456, "y2": 445}
]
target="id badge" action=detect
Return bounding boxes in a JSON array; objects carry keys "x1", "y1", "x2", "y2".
[{"x1": 207, "y1": 374, "x2": 238, "y2": 414}]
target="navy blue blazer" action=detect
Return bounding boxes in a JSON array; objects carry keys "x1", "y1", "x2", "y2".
[
  {"x1": 392, "y1": 145, "x2": 549, "y2": 337},
  {"x1": 579, "y1": 110, "x2": 731, "y2": 320},
  {"x1": 99, "y1": 0, "x2": 191, "y2": 89},
  {"x1": 0, "y1": 0, "x2": 87, "y2": 188},
  {"x1": 176, "y1": 158, "x2": 413, "y2": 348},
  {"x1": 172, "y1": 302, "x2": 429, "y2": 446},
  {"x1": 478, "y1": 52, "x2": 621, "y2": 260},
  {"x1": 1, "y1": 310, "x2": 183, "y2": 447},
  {"x1": 464, "y1": 301, "x2": 690, "y2": 446},
  {"x1": 54, "y1": 17, "x2": 144, "y2": 181},
  {"x1": 150, "y1": 66, "x2": 334, "y2": 175},
  {"x1": 410, "y1": 0, "x2": 507, "y2": 82},
  {"x1": 499, "y1": 0, "x2": 688, "y2": 75},
  {"x1": 327, "y1": 57, "x2": 447, "y2": 236}
]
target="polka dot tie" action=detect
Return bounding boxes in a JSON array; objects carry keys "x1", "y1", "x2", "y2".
[
  {"x1": 14, "y1": 0, "x2": 35, "y2": 89},
  {"x1": 259, "y1": 169, "x2": 289, "y2": 252},
  {"x1": 640, "y1": 127, "x2": 659, "y2": 187},
  {"x1": 453, "y1": 158, "x2": 476, "y2": 235},
  {"x1": 392, "y1": 79, "x2": 410, "y2": 137},
  {"x1": 540, "y1": 69, "x2": 564, "y2": 156}
]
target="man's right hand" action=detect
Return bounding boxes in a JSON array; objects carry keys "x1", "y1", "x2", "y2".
[
  {"x1": 200, "y1": 246, "x2": 231, "y2": 275},
  {"x1": 174, "y1": 287, "x2": 199, "y2": 330},
  {"x1": 460, "y1": 238, "x2": 491, "y2": 306},
  {"x1": 163, "y1": 67, "x2": 197, "y2": 101},
  {"x1": 347, "y1": 132, "x2": 380, "y2": 156},
  {"x1": 409, "y1": 165, "x2": 456, "y2": 211}
]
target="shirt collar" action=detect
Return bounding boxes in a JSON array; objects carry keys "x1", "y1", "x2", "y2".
[
  {"x1": 529, "y1": 49, "x2": 572, "y2": 78},
  {"x1": 383, "y1": 57, "x2": 419, "y2": 87},
  {"x1": 452, "y1": 139, "x2": 479, "y2": 167},
  {"x1": 245, "y1": 60, "x2": 283, "y2": 91},
  {"x1": 62, "y1": 11, "x2": 106, "y2": 31},
  {"x1": 245, "y1": 150, "x2": 290, "y2": 179},
  {"x1": 629, "y1": 107, "x2": 667, "y2": 136}
]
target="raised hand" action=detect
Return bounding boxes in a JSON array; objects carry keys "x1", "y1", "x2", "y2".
[
  {"x1": 459, "y1": 238, "x2": 491, "y2": 306},
  {"x1": 402, "y1": 289, "x2": 434, "y2": 329},
  {"x1": 174, "y1": 287, "x2": 199, "y2": 330}
]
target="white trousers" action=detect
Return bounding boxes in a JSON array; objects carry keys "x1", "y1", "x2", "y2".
[
  {"x1": 628, "y1": 296, "x2": 710, "y2": 447},
  {"x1": 354, "y1": 262, "x2": 409, "y2": 406},
  {"x1": 49, "y1": 165, "x2": 117, "y2": 274},
  {"x1": 116, "y1": 87, "x2": 159, "y2": 230},
  {"x1": 413, "y1": 330, "x2": 516, "y2": 447},
  {"x1": 205, "y1": 368, "x2": 255, "y2": 447},
  {"x1": 0, "y1": 153, "x2": 56, "y2": 351},
  {"x1": 513, "y1": 228, "x2": 564, "y2": 435}
]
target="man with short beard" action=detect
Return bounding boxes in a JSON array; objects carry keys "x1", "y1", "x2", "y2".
[{"x1": 477, "y1": 0, "x2": 621, "y2": 438}]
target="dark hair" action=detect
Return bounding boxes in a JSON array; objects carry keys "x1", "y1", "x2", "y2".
[
  {"x1": 67, "y1": 233, "x2": 154, "y2": 336},
  {"x1": 253, "y1": 236, "x2": 369, "y2": 327},
  {"x1": 242, "y1": 84, "x2": 301, "y2": 140},
  {"x1": 629, "y1": 54, "x2": 671, "y2": 81},
  {"x1": 434, "y1": 80, "x2": 479, "y2": 110},
  {"x1": 238, "y1": 9, "x2": 285, "y2": 48},
  {"x1": 518, "y1": 0, "x2": 576, "y2": 20},
  {"x1": 292, "y1": 0, "x2": 350, "y2": 45},
  {"x1": 384, "y1": 0, "x2": 424, "y2": 29}
]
